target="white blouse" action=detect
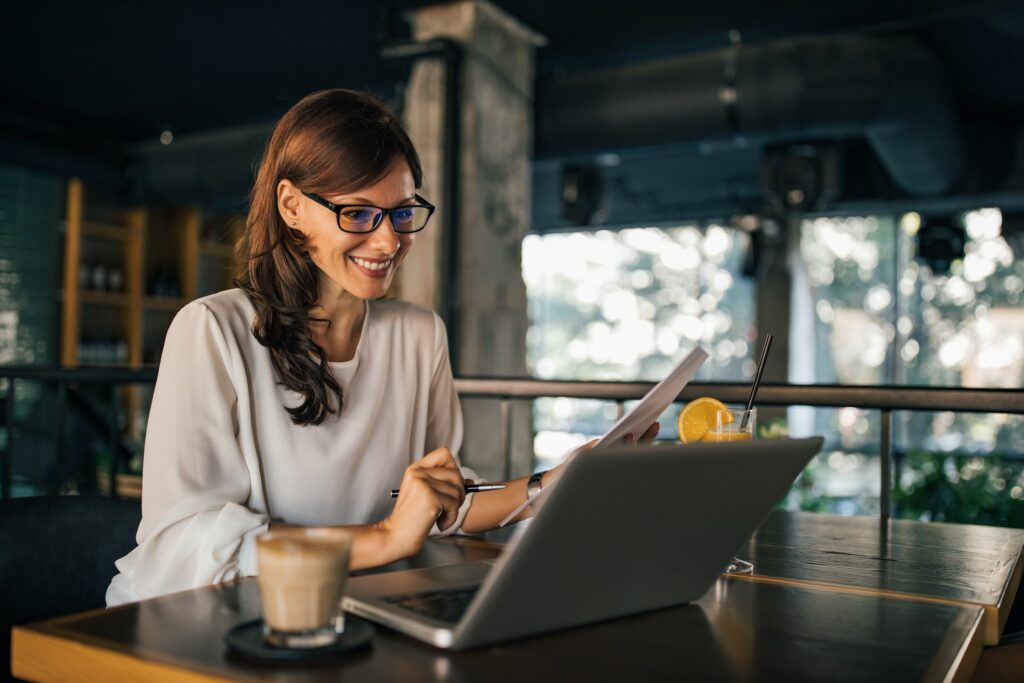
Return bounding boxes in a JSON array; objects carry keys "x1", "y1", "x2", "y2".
[{"x1": 106, "y1": 289, "x2": 477, "y2": 606}]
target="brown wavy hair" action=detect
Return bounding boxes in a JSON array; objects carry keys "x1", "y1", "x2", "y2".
[{"x1": 237, "y1": 89, "x2": 423, "y2": 425}]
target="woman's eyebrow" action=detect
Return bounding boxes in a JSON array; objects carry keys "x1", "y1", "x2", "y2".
[{"x1": 336, "y1": 195, "x2": 417, "y2": 205}]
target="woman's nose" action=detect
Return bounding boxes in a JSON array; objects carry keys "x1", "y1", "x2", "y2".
[{"x1": 367, "y1": 215, "x2": 401, "y2": 253}]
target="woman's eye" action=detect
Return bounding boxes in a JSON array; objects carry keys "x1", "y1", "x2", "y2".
[
  {"x1": 342, "y1": 208, "x2": 375, "y2": 223},
  {"x1": 393, "y1": 208, "x2": 415, "y2": 222}
]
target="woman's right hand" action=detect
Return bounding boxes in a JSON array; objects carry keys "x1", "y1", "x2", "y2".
[{"x1": 378, "y1": 447, "x2": 466, "y2": 559}]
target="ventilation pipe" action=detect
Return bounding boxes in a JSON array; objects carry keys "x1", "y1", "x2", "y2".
[{"x1": 538, "y1": 35, "x2": 966, "y2": 196}]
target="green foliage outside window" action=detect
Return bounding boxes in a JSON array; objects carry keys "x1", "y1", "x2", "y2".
[{"x1": 894, "y1": 450, "x2": 1024, "y2": 528}]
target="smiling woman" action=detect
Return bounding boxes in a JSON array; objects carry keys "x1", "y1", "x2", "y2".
[
  {"x1": 241, "y1": 90, "x2": 426, "y2": 425},
  {"x1": 104, "y1": 90, "x2": 624, "y2": 608}
]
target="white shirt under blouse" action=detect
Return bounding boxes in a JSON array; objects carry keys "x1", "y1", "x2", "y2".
[{"x1": 106, "y1": 288, "x2": 477, "y2": 606}]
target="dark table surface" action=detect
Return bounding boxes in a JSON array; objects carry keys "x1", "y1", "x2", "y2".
[
  {"x1": 733, "y1": 510, "x2": 1024, "y2": 644},
  {"x1": 13, "y1": 526, "x2": 990, "y2": 683}
]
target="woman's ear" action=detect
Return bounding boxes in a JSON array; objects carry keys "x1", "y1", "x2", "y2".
[{"x1": 277, "y1": 179, "x2": 305, "y2": 231}]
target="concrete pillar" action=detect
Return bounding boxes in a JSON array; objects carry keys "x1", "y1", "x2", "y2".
[
  {"x1": 399, "y1": 1, "x2": 544, "y2": 480},
  {"x1": 755, "y1": 214, "x2": 796, "y2": 432}
]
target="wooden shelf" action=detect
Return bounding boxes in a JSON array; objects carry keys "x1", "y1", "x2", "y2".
[
  {"x1": 199, "y1": 241, "x2": 235, "y2": 259},
  {"x1": 82, "y1": 221, "x2": 131, "y2": 242},
  {"x1": 143, "y1": 296, "x2": 185, "y2": 312},
  {"x1": 79, "y1": 290, "x2": 131, "y2": 308},
  {"x1": 96, "y1": 470, "x2": 143, "y2": 499}
]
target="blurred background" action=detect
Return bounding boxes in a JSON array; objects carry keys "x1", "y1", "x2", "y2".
[{"x1": 1, "y1": 0, "x2": 1022, "y2": 524}]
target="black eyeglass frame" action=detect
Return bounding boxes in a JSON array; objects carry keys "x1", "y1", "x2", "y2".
[{"x1": 301, "y1": 191, "x2": 436, "y2": 234}]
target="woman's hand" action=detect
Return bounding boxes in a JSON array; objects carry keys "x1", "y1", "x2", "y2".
[
  {"x1": 542, "y1": 421, "x2": 660, "y2": 488},
  {"x1": 377, "y1": 447, "x2": 465, "y2": 560},
  {"x1": 622, "y1": 421, "x2": 660, "y2": 445}
]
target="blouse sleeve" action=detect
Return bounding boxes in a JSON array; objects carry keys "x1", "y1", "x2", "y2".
[
  {"x1": 105, "y1": 302, "x2": 269, "y2": 606},
  {"x1": 425, "y1": 312, "x2": 479, "y2": 537}
]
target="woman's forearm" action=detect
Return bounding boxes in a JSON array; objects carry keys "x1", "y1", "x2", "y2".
[
  {"x1": 270, "y1": 462, "x2": 563, "y2": 564},
  {"x1": 460, "y1": 470, "x2": 558, "y2": 534},
  {"x1": 268, "y1": 520, "x2": 399, "y2": 571}
]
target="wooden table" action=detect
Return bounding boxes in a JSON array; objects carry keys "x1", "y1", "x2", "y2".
[
  {"x1": 11, "y1": 520, "x2": 997, "y2": 683},
  {"x1": 732, "y1": 511, "x2": 1024, "y2": 645}
]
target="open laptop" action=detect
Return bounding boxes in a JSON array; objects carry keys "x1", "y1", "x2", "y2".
[{"x1": 343, "y1": 436, "x2": 823, "y2": 650}]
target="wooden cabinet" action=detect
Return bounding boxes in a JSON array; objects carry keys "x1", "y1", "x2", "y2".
[
  {"x1": 60, "y1": 178, "x2": 242, "y2": 368},
  {"x1": 60, "y1": 178, "x2": 144, "y2": 367}
]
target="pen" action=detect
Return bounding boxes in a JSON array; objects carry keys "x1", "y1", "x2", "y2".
[{"x1": 390, "y1": 484, "x2": 507, "y2": 498}]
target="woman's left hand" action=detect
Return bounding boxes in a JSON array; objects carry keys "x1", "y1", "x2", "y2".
[
  {"x1": 622, "y1": 421, "x2": 660, "y2": 445},
  {"x1": 542, "y1": 421, "x2": 660, "y2": 487}
]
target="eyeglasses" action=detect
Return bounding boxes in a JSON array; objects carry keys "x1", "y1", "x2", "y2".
[{"x1": 301, "y1": 191, "x2": 435, "y2": 234}]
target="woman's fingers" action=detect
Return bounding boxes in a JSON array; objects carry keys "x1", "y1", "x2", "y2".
[
  {"x1": 431, "y1": 489, "x2": 462, "y2": 531},
  {"x1": 414, "y1": 448, "x2": 465, "y2": 504},
  {"x1": 418, "y1": 446, "x2": 458, "y2": 470},
  {"x1": 426, "y1": 475, "x2": 466, "y2": 509},
  {"x1": 395, "y1": 471, "x2": 462, "y2": 527},
  {"x1": 639, "y1": 421, "x2": 660, "y2": 443},
  {"x1": 420, "y1": 466, "x2": 465, "y2": 503},
  {"x1": 420, "y1": 477, "x2": 462, "y2": 531},
  {"x1": 621, "y1": 422, "x2": 660, "y2": 446}
]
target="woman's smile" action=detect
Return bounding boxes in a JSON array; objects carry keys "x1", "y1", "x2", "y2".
[{"x1": 349, "y1": 254, "x2": 395, "y2": 278}]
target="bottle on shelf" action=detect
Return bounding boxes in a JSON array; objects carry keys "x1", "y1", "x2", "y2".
[
  {"x1": 108, "y1": 267, "x2": 124, "y2": 292},
  {"x1": 76, "y1": 337, "x2": 130, "y2": 366}
]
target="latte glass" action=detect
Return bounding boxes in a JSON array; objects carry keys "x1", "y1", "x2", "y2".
[{"x1": 256, "y1": 527, "x2": 353, "y2": 648}]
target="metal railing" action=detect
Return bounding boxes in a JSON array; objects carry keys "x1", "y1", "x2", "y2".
[
  {"x1": 1, "y1": 366, "x2": 1021, "y2": 521},
  {"x1": 0, "y1": 367, "x2": 157, "y2": 499}
]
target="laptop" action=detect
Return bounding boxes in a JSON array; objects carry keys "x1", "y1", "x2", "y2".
[{"x1": 343, "y1": 436, "x2": 823, "y2": 650}]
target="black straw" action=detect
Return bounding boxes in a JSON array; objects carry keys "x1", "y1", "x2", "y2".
[{"x1": 741, "y1": 334, "x2": 773, "y2": 430}]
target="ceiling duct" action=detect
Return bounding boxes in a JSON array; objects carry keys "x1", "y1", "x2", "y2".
[{"x1": 537, "y1": 35, "x2": 967, "y2": 196}]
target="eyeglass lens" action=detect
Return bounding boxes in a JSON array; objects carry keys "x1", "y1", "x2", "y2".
[{"x1": 339, "y1": 206, "x2": 431, "y2": 233}]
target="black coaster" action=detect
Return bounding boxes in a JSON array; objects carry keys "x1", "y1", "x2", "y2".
[{"x1": 225, "y1": 617, "x2": 374, "y2": 662}]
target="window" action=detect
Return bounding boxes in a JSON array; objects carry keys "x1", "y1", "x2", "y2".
[
  {"x1": 523, "y1": 208, "x2": 1024, "y2": 526},
  {"x1": 524, "y1": 225, "x2": 754, "y2": 469}
]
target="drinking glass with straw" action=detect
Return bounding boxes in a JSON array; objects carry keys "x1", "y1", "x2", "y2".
[{"x1": 722, "y1": 333, "x2": 773, "y2": 574}]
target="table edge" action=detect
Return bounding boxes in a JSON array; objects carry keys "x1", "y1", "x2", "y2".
[
  {"x1": 11, "y1": 626, "x2": 242, "y2": 683},
  {"x1": 923, "y1": 605, "x2": 985, "y2": 683}
]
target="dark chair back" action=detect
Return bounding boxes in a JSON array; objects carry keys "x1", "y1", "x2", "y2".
[{"x1": 0, "y1": 496, "x2": 141, "y2": 682}]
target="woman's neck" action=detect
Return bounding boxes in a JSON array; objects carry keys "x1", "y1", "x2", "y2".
[{"x1": 310, "y1": 276, "x2": 367, "y2": 363}]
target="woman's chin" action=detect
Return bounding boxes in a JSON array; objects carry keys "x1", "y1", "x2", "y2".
[{"x1": 345, "y1": 279, "x2": 392, "y2": 300}]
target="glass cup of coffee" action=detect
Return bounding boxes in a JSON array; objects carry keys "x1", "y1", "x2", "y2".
[{"x1": 256, "y1": 527, "x2": 353, "y2": 648}]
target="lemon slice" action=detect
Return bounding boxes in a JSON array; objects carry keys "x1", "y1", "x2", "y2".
[{"x1": 677, "y1": 397, "x2": 731, "y2": 444}]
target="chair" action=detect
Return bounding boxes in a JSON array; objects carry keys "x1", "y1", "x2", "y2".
[{"x1": 0, "y1": 496, "x2": 140, "y2": 682}]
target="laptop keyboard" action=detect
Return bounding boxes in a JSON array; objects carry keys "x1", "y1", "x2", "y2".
[{"x1": 383, "y1": 586, "x2": 480, "y2": 624}]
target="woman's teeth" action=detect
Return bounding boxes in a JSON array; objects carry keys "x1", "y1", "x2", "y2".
[{"x1": 351, "y1": 257, "x2": 392, "y2": 271}]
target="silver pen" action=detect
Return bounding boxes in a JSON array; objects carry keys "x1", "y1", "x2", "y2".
[{"x1": 390, "y1": 483, "x2": 507, "y2": 498}]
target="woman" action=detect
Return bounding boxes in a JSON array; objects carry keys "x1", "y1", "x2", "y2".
[{"x1": 107, "y1": 89, "x2": 656, "y2": 606}]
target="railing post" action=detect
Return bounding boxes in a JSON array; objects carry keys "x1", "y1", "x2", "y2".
[
  {"x1": 880, "y1": 409, "x2": 893, "y2": 522},
  {"x1": 54, "y1": 382, "x2": 67, "y2": 496},
  {"x1": 499, "y1": 398, "x2": 513, "y2": 481},
  {"x1": 1, "y1": 378, "x2": 13, "y2": 499}
]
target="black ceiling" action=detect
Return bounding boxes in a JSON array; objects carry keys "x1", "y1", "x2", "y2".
[{"x1": 3, "y1": 0, "x2": 1024, "y2": 153}]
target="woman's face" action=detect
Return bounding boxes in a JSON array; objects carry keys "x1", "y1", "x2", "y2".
[{"x1": 288, "y1": 161, "x2": 418, "y2": 302}]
